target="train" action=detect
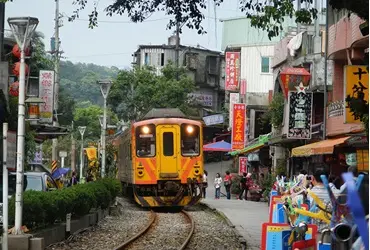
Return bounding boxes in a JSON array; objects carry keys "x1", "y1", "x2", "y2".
[{"x1": 116, "y1": 108, "x2": 204, "y2": 207}]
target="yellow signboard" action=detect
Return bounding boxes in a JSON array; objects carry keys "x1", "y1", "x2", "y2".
[{"x1": 344, "y1": 65, "x2": 369, "y2": 123}]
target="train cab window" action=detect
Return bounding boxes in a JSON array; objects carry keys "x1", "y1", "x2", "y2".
[
  {"x1": 136, "y1": 124, "x2": 156, "y2": 157},
  {"x1": 181, "y1": 124, "x2": 200, "y2": 156},
  {"x1": 163, "y1": 132, "x2": 174, "y2": 156}
]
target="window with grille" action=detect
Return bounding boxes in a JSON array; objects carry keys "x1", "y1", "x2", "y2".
[{"x1": 261, "y1": 57, "x2": 270, "y2": 73}]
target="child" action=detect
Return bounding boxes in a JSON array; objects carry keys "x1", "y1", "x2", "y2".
[{"x1": 214, "y1": 173, "x2": 222, "y2": 199}]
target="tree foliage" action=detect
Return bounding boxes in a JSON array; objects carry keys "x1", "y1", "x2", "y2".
[
  {"x1": 66, "y1": 0, "x2": 368, "y2": 40},
  {"x1": 108, "y1": 63, "x2": 197, "y2": 121},
  {"x1": 262, "y1": 92, "x2": 285, "y2": 129}
]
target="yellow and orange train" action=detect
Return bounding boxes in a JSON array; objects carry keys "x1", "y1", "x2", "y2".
[{"x1": 116, "y1": 109, "x2": 204, "y2": 207}]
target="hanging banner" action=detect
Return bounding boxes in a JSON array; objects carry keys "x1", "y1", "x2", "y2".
[
  {"x1": 39, "y1": 70, "x2": 55, "y2": 124},
  {"x1": 225, "y1": 52, "x2": 240, "y2": 91},
  {"x1": 203, "y1": 114, "x2": 224, "y2": 126},
  {"x1": 229, "y1": 93, "x2": 240, "y2": 128},
  {"x1": 344, "y1": 65, "x2": 369, "y2": 123},
  {"x1": 7, "y1": 131, "x2": 16, "y2": 169},
  {"x1": 238, "y1": 156, "x2": 247, "y2": 175},
  {"x1": 240, "y1": 79, "x2": 246, "y2": 95},
  {"x1": 287, "y1": 88, "x2": 313, "y2": 139},
  {"x1": 232, "y1": 103, "x2": 246, "y2": 150}
]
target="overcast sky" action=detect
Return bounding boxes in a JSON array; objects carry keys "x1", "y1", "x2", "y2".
[{"x1": 5, "y1": 0, "x2": 243, "y2": 68}]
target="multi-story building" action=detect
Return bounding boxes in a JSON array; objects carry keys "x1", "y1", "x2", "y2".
[{"x1": 132, "y1": 36, "x2": 225, "y2": 115}]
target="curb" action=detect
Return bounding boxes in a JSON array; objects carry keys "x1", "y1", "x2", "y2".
[{"x1": 200, "y1": 202, "x2": 247, "y2": 250}]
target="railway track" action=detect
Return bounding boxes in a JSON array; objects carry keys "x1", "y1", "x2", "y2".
[{"x1": 114, "y1": 210, "x2": 194, "y2": 250}]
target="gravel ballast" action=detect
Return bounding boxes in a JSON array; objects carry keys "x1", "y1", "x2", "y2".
[{"x1": 46, "y1": 197, "x2": 243, "y2": 250}]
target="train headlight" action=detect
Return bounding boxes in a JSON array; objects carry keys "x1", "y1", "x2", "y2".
[
  {"x1": 142, "y1": 126, "x2": 150, "y2": 134},
  {"x1": 186, "y1": 125, "x2": 194, "y2": 134}
]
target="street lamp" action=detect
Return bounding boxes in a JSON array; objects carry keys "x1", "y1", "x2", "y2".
[
  {"x1": 78, "y1": 126, "x2": 86, "y2": 181},
  {"x1": 98, "y1": 80, "x2": 112, "y2": 178},
  {"x1": 8, "y1": 16, "x2": 39, "y2": 235}
]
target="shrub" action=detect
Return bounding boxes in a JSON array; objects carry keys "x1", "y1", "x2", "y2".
[
  {"x1": 231, "y1": 175, "x2": 241, "y2": 194},
  {"x1": 8, "y1": 178, "x2": 120, "y2": 229}
]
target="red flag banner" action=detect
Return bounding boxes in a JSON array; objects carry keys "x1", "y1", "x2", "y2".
[
  {"x1": 239, "y1": 157, "x2": 248, "y2": 175},
  {"x1": 232, "y1": 103, "x2": 246, "y2": 150},
  {"x1": 225, "y1": 52, "x2": 240, "y2": 91},
  {"x1": 240, "y1": 79, "x2": 246, "y2": 95}
]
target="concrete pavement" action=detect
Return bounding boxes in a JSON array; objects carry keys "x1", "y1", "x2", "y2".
[{"x1": 202, "y1": 161, "x2": 268, "y2": 249}]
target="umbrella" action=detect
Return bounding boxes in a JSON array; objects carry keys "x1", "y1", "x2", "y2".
[
  {"x1": 203, "y1": 140, "x2": 232, "y2": 152},
  {"x1": 52, "y1": 167, "x2": 71, "y2": 180}
]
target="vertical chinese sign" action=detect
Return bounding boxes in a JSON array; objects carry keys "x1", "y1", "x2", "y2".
[
  {"x1": 229, "y1": 93, "x2": 240, "y2": 128},
  {"x1": 232, "y1": 103, "x2": 246, "y2": 150},
  {"x1": 39, "y1": 70, "x2": 55, "y2": 124},
  {"x1": 238, "y1": 156, "x2": 248, "y2": 175},
  {"x1": 344, "y1": 66, "x2": 369, "y2": 123},
  {"x1": 240, "y1": 79, "x2": 246, "y2": 95},
  {"x1": 225, "y1": 52, "x2": 240, "y2": 91},
  {"x1": 287, "y1": 89, "x2": 313, "y2": 139}
]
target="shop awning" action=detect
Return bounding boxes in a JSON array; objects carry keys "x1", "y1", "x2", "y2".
[
  {"x1": 229, "y1": 133, "x2": 271, "y2": 156},
  {"x1": 291, "y1": 136, "x2": 351, "y2": 157}
]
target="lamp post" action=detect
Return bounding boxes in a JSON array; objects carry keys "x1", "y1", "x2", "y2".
[
  {"x1": 78, "y1": 126, "x2": 86, "y2": 181},
  {"x1": 98, "y1": 80, "x2": 112, "y2": 178},
  {"x1": 8, "y1": 16, "x2": 39, "y2": 235}
]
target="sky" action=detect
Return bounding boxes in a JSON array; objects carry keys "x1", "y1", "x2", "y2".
[{"x1": 5, "y1": 0, "x2": 244, "y2": 69}]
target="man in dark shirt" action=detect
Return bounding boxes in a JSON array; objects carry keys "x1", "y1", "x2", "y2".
[{"x1": 238, "y1": 172, "x2": 248, "y2": 200}]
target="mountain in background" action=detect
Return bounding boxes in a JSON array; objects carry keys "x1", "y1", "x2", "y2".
[{"x1": 59, "y1": 61, "x2": 120, "y2": 105}]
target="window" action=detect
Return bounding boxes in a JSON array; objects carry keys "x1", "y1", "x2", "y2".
[
  {"x1": 261, "y1": 57, "x2": 270, "y2": 73},
  {"x1": 181, "y1": 124, "x2": 200, "y2": 156},
  {"x1": 161, "y1": 53, "x2": 165, "y2": 66},
  {"x1": 25, "y1": 176, "x2": 43, "y2": 191},
  {"x1": 136, "y1": 124, "x2": 156, "y2": 157},
  {"x1": 144, "y1": 53, "x2": 149, "y2": 65},
  {"x1": 163, "y1": 132, "x2": 174, "y2": 156}
]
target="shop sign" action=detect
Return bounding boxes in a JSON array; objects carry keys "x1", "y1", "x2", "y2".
[
  {"x1": 203, "y1": 114, "x2": 224, "y2": 126},
  {"x1": 287, "y1": 86, "x2": 313, "y2": 139},
  {"x1": 356, "y1": 149, "x2": 369, "y2": 171},
  {"x1": 7, "y1": 131, "x2": 16, "y2": 168},
  {"x1": 279, "y1": 67, "x2": 311, "y2": 99},
  {"x1": 248, "y1": 153, "x2": 259, "y2": 162},
  {"x1": 239, "y1": 157, "x2": 247, "y2": 175},
  {"x1": 225, "y1": 52, "x2": 240, "y2": 91},
  {"x1": 188, "y1": 93, "x2": 213, "y2": 107},
  {"x1": 240, "y1": 79, "x2": 246, "y2": 95},
  {"x1": 229, "y1": 93, "x2": 240, "y2": 128},
  {"x1": 344, "y1": 66, "x2": 369, "y2": 123},
  {"x1": 231, "y1": 103, "x2": 246, "y2": 150},
  {"x1": 39, "y1": 70, "x2": 55, "y2": 124}
]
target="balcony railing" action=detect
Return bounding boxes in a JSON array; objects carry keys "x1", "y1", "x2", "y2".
[{"x1": 328, "y1": 100, "x2": 345, "y2": 117}]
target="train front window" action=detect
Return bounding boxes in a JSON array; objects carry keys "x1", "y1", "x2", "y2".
[
  {"x1": 181, "y1": 124, "x2": 200, "y2": 156},
  {"x1": 136, "y1": 124, "x2": 156, "y2": 157}
]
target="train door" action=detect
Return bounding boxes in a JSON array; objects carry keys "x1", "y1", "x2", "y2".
[{"x1": 157, "y1": 125, "x2": 179, "y2": 178}]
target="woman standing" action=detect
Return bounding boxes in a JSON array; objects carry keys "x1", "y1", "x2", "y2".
[
  {"x1": 214, "y1": 173, "x2": 222, "y2": 199},
  {"x1": 202, "y1": 170, "x2": 208, "y2": 198}
]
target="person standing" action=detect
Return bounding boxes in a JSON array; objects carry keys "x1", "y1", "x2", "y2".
[
  {"x1": 238, "y1": 172, "x2": 247, "y2": 200},
  {"x1": 202, "y1": 170, "x2": 208, "y2": 198},
  {"x1": 214, "y1": 173, "x2": 222, "y2": 199},
  {"x1": 224, "y1": 171, "x2": 232, "y2": 200}
]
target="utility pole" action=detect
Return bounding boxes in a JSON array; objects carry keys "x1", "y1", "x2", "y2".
[
  {"x1": 52, "y1": 0, "x2": 61, "y2": 162},
  {"x1": 323, "y1": 0, "x2": 329, "y2": 139},
  {"x1": 0, "y1": 3, "x2": 5, "y2": 61},
  {"x1": 175, "y1": 21, "x2": 180, "y2": 80},
  {"x1": 71, "y1": 121, "x2": 76, "y2": 172}
]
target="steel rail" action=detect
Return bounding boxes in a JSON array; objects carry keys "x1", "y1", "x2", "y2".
[{"x1": 179, "y1": 210, "x2": 195, "y2": 250}]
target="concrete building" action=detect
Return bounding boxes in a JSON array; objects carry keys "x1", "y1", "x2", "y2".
[{"x1": 132, "y1": 36, "x2": 225, "y2": 115}]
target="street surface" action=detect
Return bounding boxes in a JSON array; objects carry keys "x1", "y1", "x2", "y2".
[{"x1": 203, "y1": 161, "x2": 268, "y2": 249}]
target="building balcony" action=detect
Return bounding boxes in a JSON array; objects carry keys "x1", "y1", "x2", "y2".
[
  {"x1": 326, "y1": 101, "x2": 364, "y2": 136},
  {"x1": 328, "y1": 13, "x2": 368, "y2": 61}
]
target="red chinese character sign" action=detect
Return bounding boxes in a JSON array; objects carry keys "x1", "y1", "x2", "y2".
[
  {"x1": 279, "y1": 67, "x2": 311, "y2": 99},
  {"x1": 239, "y1": 157, "x2": 247, "y2": 175},
  {"x1": 225, "y1": 52, "x2": 240, "y2": 91},
  {"x1": 232, "y1": 103, "x2": 246, "y2": 150},
  {"x1": 240, "y1": 79, "x2": 246, "y2": 95},
  {"x1": 39, "y1": 70, "x2": 55, "y2": 124}
]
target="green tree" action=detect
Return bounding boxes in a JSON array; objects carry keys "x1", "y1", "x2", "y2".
[
  {"x1": 64, "y1": 0, "x2": 368, "y2": 39},
  {"x1": 262, "y1": 92, "x2": 285, "y2": 129},
  {"x1": 108, "y1": 63, "x2": 197, "y2": 121},
  {"x1": 73, "y1": 104, "x2": 118, "y2": 142}
]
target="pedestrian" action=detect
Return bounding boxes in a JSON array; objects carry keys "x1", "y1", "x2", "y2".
[
  {"x1": 224, "y1": 171, "x2": 232, "y2": 200},
  {"x1": 214, "y1": 173, "x2": 222, "y2": 199},
  {"x1": 202, "y1": 170, "x2": 208, "y2": 198},
  {"x1": 238, "y1": 172, "x2": 247, "y2": 200},
  {"x1": 70, "y1": 171, "x2": 78, "y2": 186}
]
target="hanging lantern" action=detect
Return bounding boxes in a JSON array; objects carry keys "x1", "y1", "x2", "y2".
[
  {"x1": 12, "y1": 62, "x2": 29, "y2": 76},
  {"x1": 11, "y1": 44, "x2": 31, "y2": 59},
  {"x1": 279, "y1": 67, "x2": 311, "y2": 98},
  {"x1": 9, "y1": 81, "x2": 19, "y2": 97}
]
